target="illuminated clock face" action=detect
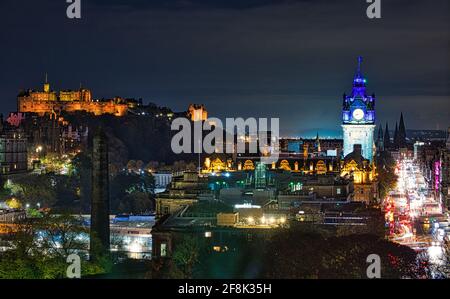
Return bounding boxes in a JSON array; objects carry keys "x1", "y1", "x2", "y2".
[{"x1": 352, "y1": 108, "x2": 365, "y2": 121}]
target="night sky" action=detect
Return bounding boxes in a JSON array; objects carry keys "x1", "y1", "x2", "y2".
[{"x1": 0, "y1": 0, "x2": 449, "y2": 137}]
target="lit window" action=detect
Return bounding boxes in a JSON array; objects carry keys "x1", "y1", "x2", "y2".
[
  {"x1": 337, "y1": 188, "x2": 341, "y2": 195},
  {"x1": 160, "y1": 243, "x2": 167, "y2": 257},
  {"x1": 205, "y1": 231, "x2": 212, "y2": 238}
]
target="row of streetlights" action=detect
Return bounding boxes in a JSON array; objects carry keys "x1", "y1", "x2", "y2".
[{"x1": 246, "y1": 216, "x2": 286, "y2": 225}]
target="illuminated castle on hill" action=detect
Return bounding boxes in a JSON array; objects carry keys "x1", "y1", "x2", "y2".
[{"x1": 18, "y1": 76, "x2": 128, "y2": 116}]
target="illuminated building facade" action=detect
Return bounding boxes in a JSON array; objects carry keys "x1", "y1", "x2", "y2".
[
  {"x1": 254, "y1": 162, "x2": 268, "y2": 189},
  {"x1": 418, "y1": 143, "x2": 442, "y2": 185},
  {"x1": 153, "y1": 171, "x2": 173, "y2": 193},
  {"x1": 188, "y1": 104, "x2": 208, "y2": 122},
  {"x1": 203, "y1": 155, "x2": 234, "y2": 173},
  {"x1": 18, "y1": 79, "x2": 128, "y2": 116},
  {"x1": 340, "y1": 144, "x2": 377, "y2": 204},
  {"x1": 342, "y1": 57, "x2": 376, "y2": 162},
  {"x1": 60, "y1": 124, "x2": 88, "y2": 154},
  {"x1": 0, "y1": 118, "x2": 28, "y2": 175},
  {"x1": 438, "y1": 129, "x2": 450, "y2": 210},
  {"x1": 0, "y1": 131, "x2": 28, "y2": 175},
  {"x1": 235, "y1": 154, "x2": 339, "y2": 175},
  {"x1": 19, "y1": 113, "x2": 88, "y2": 156}
]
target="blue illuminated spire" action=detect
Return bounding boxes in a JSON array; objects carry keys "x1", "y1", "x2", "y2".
[
  {"x1": 353, "y1": 56, "x2": 367, "y2": 86},
  {"x1": 352, "y1": 56, "x2": 368, "y2": 97}
]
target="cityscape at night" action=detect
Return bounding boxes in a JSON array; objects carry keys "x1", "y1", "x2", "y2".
[{"x1": 0, "y1": 0, "x2": 449, "y2": 291}]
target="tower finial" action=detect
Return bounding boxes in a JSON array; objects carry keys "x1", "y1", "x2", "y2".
[
  {"x1": 357, "y1": 56, "x2": 363, "y2": 74},
  {"x1": 353, "y1": 56, "x2": 366, "y2": 88},
  {"x1": 43, "y1": 73, "x2": 50, "y2": 93}
]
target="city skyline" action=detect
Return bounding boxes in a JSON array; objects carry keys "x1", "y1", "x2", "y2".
[
  {"x1": 1, "y1": 0, "x2": 449, "y2": 282},
  {"x1": 0, "y1": 0, "x2": 449, "y2": 136}
]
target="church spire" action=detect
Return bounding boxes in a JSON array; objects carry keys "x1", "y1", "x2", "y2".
[
  {"x1": 384, "y1": 122, "x2": 391, "y2": 149},
  {"x1": 394, "y1": 122, "x2": 399, "y2": 149},
  {"x1": 377, "y1": 125, "x2": 383, "y2": 140},
  {"x1": 398, "y1": 112, "x2": 406, "y2": 148},
  {"x1": 376, "y1": 124, "x2": 384, "y2": 152}
]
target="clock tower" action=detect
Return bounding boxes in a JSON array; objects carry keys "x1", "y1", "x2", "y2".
[{"x1": 342, "y1": 57, "x2": 376, "y2": 162}]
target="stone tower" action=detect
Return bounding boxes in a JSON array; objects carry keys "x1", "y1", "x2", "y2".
[{"x1": 90, "y1": 128, "x2": 110, "y2": 257}]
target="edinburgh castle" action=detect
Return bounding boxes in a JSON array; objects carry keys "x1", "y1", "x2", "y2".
[{"x1": 17, "y1": 77, "x2": 129, "y2": 116}]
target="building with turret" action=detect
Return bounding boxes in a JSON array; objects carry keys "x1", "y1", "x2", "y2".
[
  {"x1": 187, "y1": 104, "x2": 208, "y2": 122},
  {"x1": 18, "y1": 77, "x2": 128, "y2": 117},
  {"x1": 342, "y1": 57, "x2": 376, "y2": 162}
]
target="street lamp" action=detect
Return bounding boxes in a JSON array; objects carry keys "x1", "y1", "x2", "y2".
[
  {"x1": 35, "y1": 146, "x2": 43, "y2": 162},
  {"x1": 37, "y1": 203, "x2": 41, "y2": 209},
  {"x1": 26, "y1": 203, "x2": 30, "y2": 209}
]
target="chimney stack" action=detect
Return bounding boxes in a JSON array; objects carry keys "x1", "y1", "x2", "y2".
[{"x1": 90, "y1": 128, "x2": 110, "y2": 258}]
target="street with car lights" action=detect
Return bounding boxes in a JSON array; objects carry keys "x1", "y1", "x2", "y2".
[{"x1": 384, "y1": 158, "x2": 449, "y2": 277}]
